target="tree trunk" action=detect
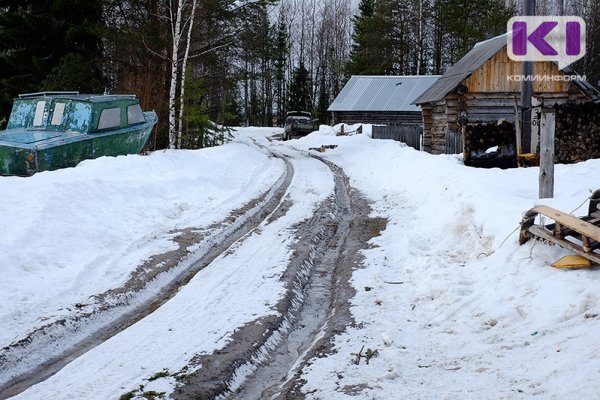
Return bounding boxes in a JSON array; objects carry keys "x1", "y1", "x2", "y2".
[
  {"x1": 168, "y1": 0, "x2": 185, "y2": 149},
  {"x1": 177, "y1": 0, "x2": 198, "y2": 148}
]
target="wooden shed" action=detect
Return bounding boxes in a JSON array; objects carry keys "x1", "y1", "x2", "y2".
[
  {"x1": 413, "y1": 34, "x2": 599, "y2": 154},
  {"x1": 328, "y1": 75, "x2": 440, "y2": 125}
]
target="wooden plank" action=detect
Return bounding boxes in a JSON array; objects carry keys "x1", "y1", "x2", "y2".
[
  {"x1": 514, "y1": 95, "x2": 522, "y2": 155},
  {"x1": 529, "y1": 205, "x2": 600, "y2": 242},
  {"x1": 552, "y1": 255, "x2": 593, "y2": 269},
  {"x1": 466, "y1": 113, "x2": 515, "y2": 122},
  {"x1": 528, "y1": 226, "x2": 600, "y2": 264},
  {"x1": 539, "y1": 113, "x2": 555, "y2": 198}
]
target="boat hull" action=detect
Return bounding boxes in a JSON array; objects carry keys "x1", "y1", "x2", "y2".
[{"x1": 0, "y1": 112, "x2": 156, "y2": 176}]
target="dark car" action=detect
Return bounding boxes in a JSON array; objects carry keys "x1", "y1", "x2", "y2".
[{"x1": 283, "y1": 111, "x2": 318, "y2": 140}]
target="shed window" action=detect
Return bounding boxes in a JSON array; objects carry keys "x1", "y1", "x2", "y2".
[
  {"x1": 98, "y1": 107, "x2": 121, "y2": 130},
  {"x1": 51, "y1": 102, "x2": 66, "y2": 125},
  {"x1": 127, "y1": 104, "x2": 145, "y2": 124},
  {"x1": 33, "y1": 101, "x2": 46, "y2": 126}
]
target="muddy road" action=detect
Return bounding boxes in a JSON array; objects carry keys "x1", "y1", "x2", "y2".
[{"x1": 0, "y1": 138, "x2": 385, "y2": 399}]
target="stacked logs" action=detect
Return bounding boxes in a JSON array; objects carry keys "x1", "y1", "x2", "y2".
[
  {"x1": 554, "y1": 102, "x2": 600, "y2": 164},
  {"x1": 464, "y1": 121, "x2": 517, "y2": 168}
]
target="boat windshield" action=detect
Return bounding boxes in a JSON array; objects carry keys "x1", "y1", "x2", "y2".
[
  {"x1": 7, "y1": 100, "x2": 37, "y2": 129},
  {"x1": 7, "y1": 99, "x2": 92, "y2": 133}
]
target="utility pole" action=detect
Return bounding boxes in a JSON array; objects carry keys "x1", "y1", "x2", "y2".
[
  {"x1": 558, "y1": 0, "x2": 564, "y2": 15},
  {"x1": 521, "y1": 0, "x2": 535, "y2": 153}
]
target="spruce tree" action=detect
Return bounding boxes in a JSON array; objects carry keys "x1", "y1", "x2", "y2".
[
  {"x1": 288, "y1": 63, "x2": 312, "y2": 112},
  {"x1": 274, "y1": 11, "x2": 288, "y2": 126},
  {"x1": 438, "y1": 0, "x2": 514, "y2": 65},
  {"x1": 0, "y1": 0, "x2": 104, "y2": 122},
  {"x1": 345, "y1": 0, "x2": 395, "y2": 76}
]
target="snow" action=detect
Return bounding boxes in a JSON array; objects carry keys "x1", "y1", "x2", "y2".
[
  {"x1": 289, "y1": 126, "x2": 600, "y2": 399},
  {"x1": 0, "y1": 137, "x2": 285, "y2": 346},
  {"x1": 3, "y1": 125, "x2": 600, "y2": 399}
]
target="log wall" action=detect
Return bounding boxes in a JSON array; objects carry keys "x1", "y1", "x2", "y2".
[{"x1": 331, "y1": 111, "x2": 422, "y2": 125}]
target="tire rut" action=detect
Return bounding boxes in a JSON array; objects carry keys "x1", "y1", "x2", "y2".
[
  {"x1": 0, "y1": 151, "x2": 294, "y2": 400},
  {"x1": 171, "y1": 153, "x2": 387, "y2": 400}
]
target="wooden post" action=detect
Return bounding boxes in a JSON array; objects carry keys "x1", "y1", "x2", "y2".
[
  {"x1": 514, "y1": 95, "x2": 522, "y2": 155},
  {"x1": 531, "y1": 97, "x2": 542, "y2": 154},
  {"x1": 539, "y1": 113, "x2": 555, "y2": 199},
  {"x1": 462, "y1": 125, "x2": 470, "y2": 166},
  {"x1": 521, "y1": 0, "x2": 535, "y2": 153}
]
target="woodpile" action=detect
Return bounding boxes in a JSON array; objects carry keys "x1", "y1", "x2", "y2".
[
  {"x1": 554, "y1": 102, "x2": 600, "y2": 163},
  {"x1": 465, "y1": 120, "x2": 517, "y2": 168}
]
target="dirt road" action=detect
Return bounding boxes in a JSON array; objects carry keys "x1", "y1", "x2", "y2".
[{"x1": 0, "y1": 138, "x2": 385, "y2": 400}]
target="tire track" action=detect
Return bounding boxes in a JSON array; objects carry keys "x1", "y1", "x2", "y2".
[
  {"x1": 172, "y1": 151, "x2": 387, "y2": 400},
  {"x1": 0, "y1": 150, "x2": 294, "y2": 400}
]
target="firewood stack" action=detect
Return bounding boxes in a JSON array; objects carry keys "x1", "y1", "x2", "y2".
[
  {"x1": 554, "y1": 102, "x2": 600, "y2": 164},
  {"x1": 464, "y1": 121, "x2": 517, "y2": 168}
]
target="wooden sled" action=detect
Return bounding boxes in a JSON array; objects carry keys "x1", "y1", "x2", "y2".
[{"x1": 519, "y1": 190, "x2": 600, "y2": 264}]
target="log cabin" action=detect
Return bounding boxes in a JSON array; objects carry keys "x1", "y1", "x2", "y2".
[{"x1": 412, "y1": 34, "x2": 599, "y2": 155}]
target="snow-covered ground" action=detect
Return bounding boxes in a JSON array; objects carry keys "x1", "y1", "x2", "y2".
[
  {"x1": 288, "y1": 126, "x2": 600, "y2": 399},
  {"x1": 3, "y1": 125, "x2": 600, "y2": 399},
  {"x1": 0, "y1": 137, "x2": 285, "y2": 348}
]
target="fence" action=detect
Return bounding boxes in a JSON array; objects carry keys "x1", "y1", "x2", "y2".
[
  {"x1": 371, "y1": 125, "x2": 422, "y2": 151},
  {"x1": 445, "y1": 130, "x2": 463, "y2": 154}
]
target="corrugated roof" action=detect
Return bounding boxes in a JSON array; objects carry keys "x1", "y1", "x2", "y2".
[
  {"x1": 563, "y1": 65, "x2": 600, "y2": 97},
  {"x1": 328, "y1": 75, "x2": 441, "y2": 112},
  {"x1": 413, "y1": 33, "x2": 599, "y2": 104},
  {"x1": 413, "y1": 34, "x2": 507, "y2": 104}
]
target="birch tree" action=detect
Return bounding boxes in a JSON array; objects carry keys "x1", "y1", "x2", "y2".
[
  {"x1": 167, "y1": 0, "x2": 199, "y2": 149},
  {"x1": 168, "y1": 0, "x2": 185, "y2": 149},
  {"x1": 177, "y1": 0, "x2": 198, "y2": 145}
]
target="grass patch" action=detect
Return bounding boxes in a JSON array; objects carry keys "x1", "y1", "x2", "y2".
[
  {"x1": 142, "y1": 391, "x2": 166, "y2": 400},
  {"x1": 148, "y1": 369, "x2": 170, "y2": 382},
  {"x1": 119, "y1": 391, "x2": 136, "y2": 400}
]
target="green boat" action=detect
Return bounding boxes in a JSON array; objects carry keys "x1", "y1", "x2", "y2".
[{"x1": 0, "y1": 92, "x2": 158, "y2": 176}]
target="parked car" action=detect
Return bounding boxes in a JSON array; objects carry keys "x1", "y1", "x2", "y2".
[
  {"x1": 283, "y1": 111, "x2": 318, "y2": 140},
  {"x1": 0, "y1": 92, "x2": 157, "y2": 176}
]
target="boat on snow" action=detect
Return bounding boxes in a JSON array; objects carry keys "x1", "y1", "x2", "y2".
[{"x1": 0, "y1": 92, "x2": 157, "y2": 176}]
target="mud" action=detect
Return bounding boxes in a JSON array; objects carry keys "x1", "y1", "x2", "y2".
[
  {"x1": 275, "y1": 160, "x2": 387, "y2": 400},
  {"x1": 171, "y1": 155, "x2": 387, "y2": 400},
  {"x1": 0, "y1": 155, "x2": 294, "y2": 399}
]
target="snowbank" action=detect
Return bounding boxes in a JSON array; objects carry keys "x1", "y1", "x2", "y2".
[
  {"x1": 292, "y1": 129, "x2": 600, "y2": 400},
  {"x1": 0, "y1": 140, "x2": 285, "y2": 346}
]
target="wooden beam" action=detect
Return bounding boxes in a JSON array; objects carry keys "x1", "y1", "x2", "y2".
[
  {"x1": 514, "y1": 95, "x2": 522, "y2": 155},
  {"x1": 539, "y1": 113, "x2": 555, "y2": 198}
]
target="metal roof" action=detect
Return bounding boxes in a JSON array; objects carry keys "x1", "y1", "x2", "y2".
[
  {"x1": 328, "y1": 75, "x2": 441, "y2": 112},
  {"x1": 413, "y1": 33, "x2": 599, "y2": 104},
  {"x1": 15, "y1": 92, "x2": 138, "y2": 103},
  {"x1": 562, "y1": 65, "x2": 600, "y2": 97},
  {"x1": 413, "y1": 34, "x2": 507, "y2": 104}
]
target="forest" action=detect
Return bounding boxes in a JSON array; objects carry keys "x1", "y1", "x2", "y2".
[{"x1": 1, "y1": 0, "x2": 599, "y2": 150}]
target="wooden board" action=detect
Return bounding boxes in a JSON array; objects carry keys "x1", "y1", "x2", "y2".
[
  {"x1": 552, "y1": 255, "x2": 593, "y2": 269},
  {"x1": 527, "y1": 226, "x2": 600, "y2": 264},
  {"x1": 528, "y1": 205, "x2": 600, "y2": 243}
]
